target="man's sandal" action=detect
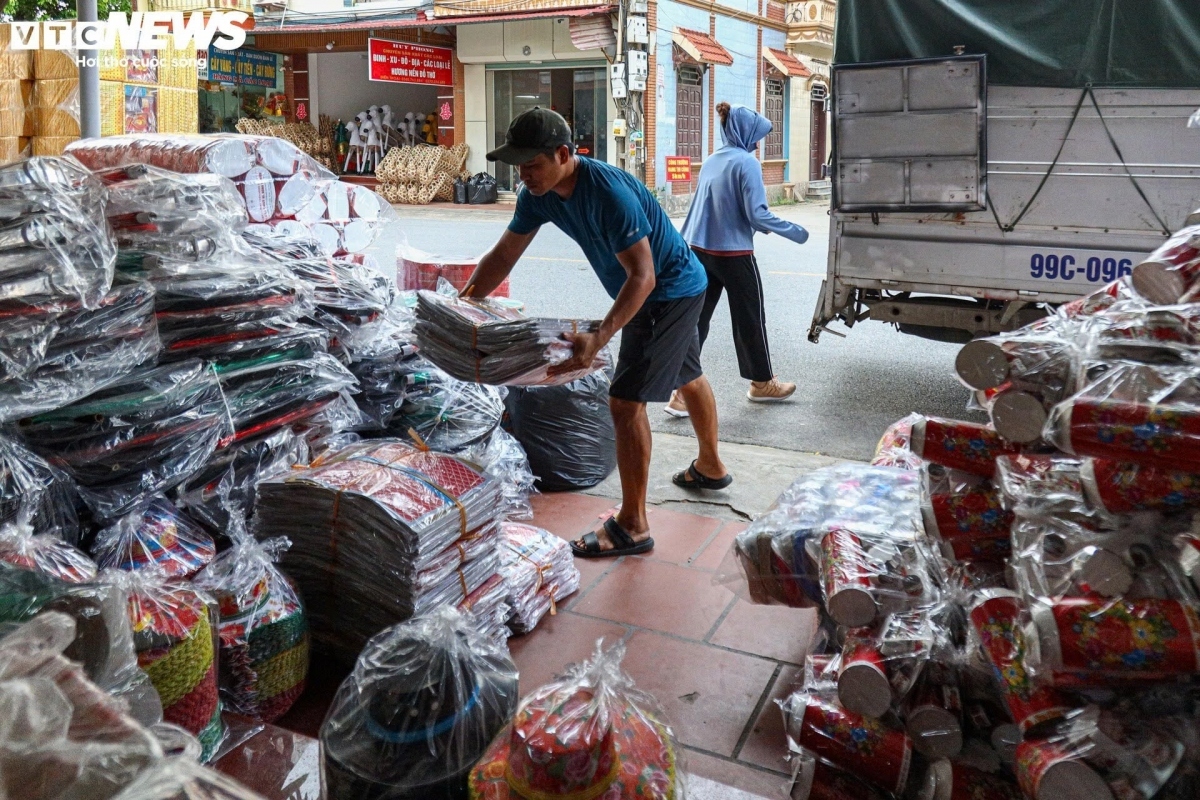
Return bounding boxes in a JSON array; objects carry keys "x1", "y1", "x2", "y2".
[
  {"x1": 571, "y1": 517, "x2": 655, "y2": 559},
  {"x1": 672, "y1": 461, "x2": 733, "y2": 491}
]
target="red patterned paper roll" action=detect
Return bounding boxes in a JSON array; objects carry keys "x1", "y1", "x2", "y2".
[
  {"x1": 905, "y1": 682, "x2": 963, "y2": 760},
  {"x1": 1015, "y1": 739, "x2": 1111, "y2": 800},
  {"x1": 922, "y1": 759, "x2": 1023, "y2": 800},
  {"x1": 1132, "y1": 225, "x2": 1200, "y2": 304},
  {"x1": 838, "y1": 636, "x2": 892, "y2": 719},
  {"x1": 1032, "y1": 597, "x2": 1200, "y2": 681},
  {"x1": 912, "y1": 417, "x2": 1022, "y2": 477},
  {"x1": 1081, "y1": 458, "x2": 1200, "y2": 514},
  {"x1": 788, "y1": 693, "x2": 913, "y2": 795},
  {"x1": 968, "y1": 592, "x2": 1069, "y2": 736},
  {"x1": 1057, "y1": 399, "x2": 1200, "y2": 473},
  {"x1": 923, "y1": 482, "x2": 1014, "y2": 541},
  {"x1": 821, "y1": 529, "x2": 877, "y2": 628}
]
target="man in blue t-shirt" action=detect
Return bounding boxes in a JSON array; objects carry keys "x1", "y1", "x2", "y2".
[{"x1": 462, "y1": 108, "x2": 731, "y2": 559}]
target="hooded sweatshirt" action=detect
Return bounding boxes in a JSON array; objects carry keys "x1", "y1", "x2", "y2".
[{"x1": 680, "y1": 104, "x2": 809, "y2": 253}]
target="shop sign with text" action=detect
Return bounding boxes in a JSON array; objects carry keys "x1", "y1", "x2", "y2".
[
  {"x1": 666, "y1": 156, "x2": 692, "y2": 182},
  {"x1": 368, "y1": 38, "x2": 452, "y2": 86}
]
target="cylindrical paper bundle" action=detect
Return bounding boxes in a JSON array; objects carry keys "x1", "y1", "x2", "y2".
[
  {"x1": 786, "y1": 692, "x2": 913, "y2": 795},
  {"x1": 236, "y1": 166, "x2": 277, "y2": 223},
  {"x1": 1131, "y1": 225, "x2": 1200, "y2": 304},
  {"x1": 912, "y1": 417, "x2": 1022, "y2": 477},
  {"x1": 1080, "y1": 458, "x2": 1200, "y2": 514},
  {"x1": 821, "y1": 528, "x2": 877, "y2": 628}
]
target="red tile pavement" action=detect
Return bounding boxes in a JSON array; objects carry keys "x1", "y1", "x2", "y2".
[
  {"x1": 621, "y1": 629, "x2": 779, "y2": 756},
  {"x1": 639, "y1": 505, "x2": 725, "y2": 566},
  {"x1": 689, "y1": 520, "x2": 748, "y2": 572},
  {"x1": 736, "y1": 665, "x2": 804, "y2": 773},
  {"x1": 709, "y1": 600, "x2": 820, "y2": 665},
  {"x1": 684, "y1": 749, "x2": 791, "y2": 798},
  {"x1": 571, "y1": 556, "x2": 736, "y2": 640},
  {"x1": 507, "y1": 610, "x2": 628, "y2": 693}
]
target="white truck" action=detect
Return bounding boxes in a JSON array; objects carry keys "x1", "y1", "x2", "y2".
[{"x1": 809, "y1": 3, "x2": 1200, "y2": 344}]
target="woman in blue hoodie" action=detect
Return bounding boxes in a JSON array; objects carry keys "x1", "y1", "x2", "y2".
[{"x1": 669, "y1": 102, "x2": 809, "y2": 417}]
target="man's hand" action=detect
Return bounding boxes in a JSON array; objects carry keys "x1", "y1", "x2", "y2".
[{"x1": 549, "y1": 330, "x2": 604, "y2": 377}]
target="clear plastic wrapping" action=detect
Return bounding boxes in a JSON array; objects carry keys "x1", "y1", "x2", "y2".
[
  {"x1": 103, "y1": 164, "x2": 249, "y2": 266},
  {"x1": 19, "y1": 360, "x2": 231, "y2": 521},
  {"x1": 871, "y1": 413, "x2": 925, "y2": 469},
  {"x1": 0, "y1": 612, "x2": 166, "y2": 800},
  {"x1": 414, "y1": 289, "x2": 611, "y2": 386},
  {"x1": 192, "y1": 520, "x2": 308, "y2": 723},
  {"x1": 457, "y1": 428, "x2": 537, "y2": 521},
  {"x1": 0, "y1": 506, "x2": 96, "y2": 584},
  {"x1": 110, "y1": 758, "x2": 269, "y2": 800},
  {"x1": 0, "y1": 561, "x2": 141, "y2": 693},
  {"x1": 288, "y1": 255, "x2": 396, "y2": 342},
  {"x1": 255, "y1": 440, "x2": 503, "y2": 662},
  {"x1": 394, "y1": 369, "x2": 505, "y2": 452},
  {"x1": 322, "y1": 607, "x2": 519, "y2": 799},
  {"x1": 782, "y1": 688, "x2": 914, "y2": 796},
  {"x1": 724, "y1": 465, "x2": 927, "y2": 615},
  {"x1": 91, "y1": 496, "x2": 216, "y2": 578},
  {"x1": 0, "y1": 157, "x2": 115, "y2": 307},
  {"x1": 1130, "y1": 223, "x2": 1200, "y2": 305},
  {"x1": 0, "y1": 433, "x2": 80, "y2": 543},
  {"x1": 1045, "y1": 361, "x2": 1200, "y2": 471},
  {"x1": 469, "y1": 639, "x2": 683, "y2": 800},
  {"x1": 834, "y1": 608, "x2": 938, "y2": 721},
  {"x1": 1080, "y1": 304, "x2": 1200, "y2": 365},
  {"x1": 1014, "y1": 705, "x2": 1194, "y2": 800},
  {"x1": 498, "y1": 522, "x2": 581, "y2": 634},
  {"x1": 0, "y1": 281, "x2": 161, "y2": 423},
  {"x1": 921, "y1": 466, "x2": 1014, "y2": 565},
  {"x1": 102, "y1": 569, "x2": 225, "y2": 761},
  {"x1": 911, "y1": 416, "x2": 1024, "y2": 477},
  {"x1": 504, "y1": 368, "x2": 618, "y2": 492}
]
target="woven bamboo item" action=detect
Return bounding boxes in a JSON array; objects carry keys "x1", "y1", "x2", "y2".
[
  {"x1": 100, "y1": 80, "x2": 123, "y2": 136},
  {"x1": 31, "y1": 136, "x2": 73, "y2": 156},
  {"x1": 376, "y1": 142, "x2": 468, "y2": 204},
  {"x1": 33, "y1": 49, "x2": 77, "y2": 80},
  {"x1": 158, "y1": 87, "x2": 198, "y2": 134},
  {"x1": 0, "y1": 25, "x2": 32, "y2": 80},
  {"x1": 31, "y1": 78, "x2": 79, "y2": 137},
  {"x1": 235, "y1": 118, "x2": 332, "y2": 169}
]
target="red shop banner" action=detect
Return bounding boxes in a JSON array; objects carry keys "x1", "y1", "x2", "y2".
[{"x1": 368, "y1": 38, "x2": 453, "y2": 87}]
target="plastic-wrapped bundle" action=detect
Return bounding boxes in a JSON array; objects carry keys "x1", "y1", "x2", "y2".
[
  {"x1": 66, "y1": 134, "x2": 261, "y2": 177},
  {"x1": 788, "y1": 748, "x2": 893, "y2": 800},
  {"x1": 921, "y1": 466, "x2": 1014, "y2": 565},
  {"x1": 1130, "y1": 223, "x2": 1200, "y2": 304},
  {"x1": 783, "y1": 689, "x2": 915, "y2": 797},
  {"x1": 1045, "y1": 361, "x2": 1200, "y2": 472},
  {"x1": 103, "y1": 569, "x2": 225, "y2": 761},
  {"x1": 0, "y1": 281, "x2": 161, "y2": 423},
  {"x1": 725, "y1": 465, "x2": 927, "y2": 615},
  {"x1": 103, "y1": 164, "x2": 249, "y2": 265},
  {"x1": 0, "y1": 562, "x2": 140, "y2": 692},
  {"x1": 414, "y1": 290, "x2": 610, "y2": 386},
  {"x1": 871, "y1": 412, "x2": 925, "y2": 469},
  {"x1": 1080, "y1": 304, "x2": 1200, "y2": 365},
  {"x1": 217, "y1": 352, "x2": 360, "y2": 448},
  {"x1": 833, "y1": 608, "x2": 940, "y2": 721},
  {"x1": 1079, "y1": 457, "x2": 1200, "y2": 515},
  {"x1": 910, "y1": 416, "x2": 1024, "y2": 477},
  {"x1": 956, "y1": 327, "x2": 1080, "y2": 444},
  {"x1": 498, "y1": 522, "x2": 580, "y2": 634},
  {"x1": 460, "y1": 572, "x2": 510, "y2": 647},
  {"x1": 173, "y1": 427, "x2": 311, "y2": 535},
  {"x1": 91, "y1": 496, "x2": 215, "y2": 578},
  {"x1": 469, "y1": 640, "x2": 683, "y2": 800},
  {"x1": 397, "y1": 245, "x2": 511, "y2": 298},
  {"x1": 192, "y1": 523, "x2": 308, "y2": 723},
  {"x1": 0, "y1": 433, "x2": 80, "y2": 542},
  {"x1": 504, "y1": 369, "x2": 617, "y2": 492},
  {"x1": 910, "y1": 759, "x2": 1023, "y2": 800},
  {"x1": 288, "y1": 255, "x2": 396, "y2": 343},
  {"x1": 19, "y1": 360, "x2": 231, "y2": 521},
  {"x1": 0, "y1": 157, "x2": 115, "y2": 307},
  {"x1": 457, "y1": 429, "x2": 537, "y2": 520},
  {"x1": 321, "y1": 607, "x2": 518, "y2": 800},
  {"x1": 1014, "y1": 705, "x2": 1196, "y2": 800},
  {"x1": 395, "y1": 369, "x2": 505, "y2": 451},
  {"x1": 111, "y1": 758, "x2": 269, "y2": 800},
  {"x1": 0, "y1": 507, "x2": 96, "y2": 583},
  {"x1": 256, "y1": 440, "x2": 503, "y2": 662},
  {"x1": 0, "y1": 612, "x2": 167, "y2": 800}
]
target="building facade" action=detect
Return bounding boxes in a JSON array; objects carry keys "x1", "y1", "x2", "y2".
[{"x1": 784, "y1": 0, "x2": 834, "y2": 197}]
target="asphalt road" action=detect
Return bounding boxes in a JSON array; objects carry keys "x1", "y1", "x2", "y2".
[{"x1": 382, "y1": 202, "x2": 982, "y2": 461}]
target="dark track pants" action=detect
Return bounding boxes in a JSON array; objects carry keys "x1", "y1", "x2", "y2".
[{"x1": 694, "y1": 250, "x2": 774, "y2": 382}]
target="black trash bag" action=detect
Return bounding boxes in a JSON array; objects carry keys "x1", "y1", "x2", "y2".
[
  {"x1": 453, "y1": 177, "x2": 468, "y2": 205},
  {"x1": 466, "y1": 173, "x2": 498, "y2": 205},
  {"x1": 505, "y1": 369, "x2": 616, "y2": 491}
]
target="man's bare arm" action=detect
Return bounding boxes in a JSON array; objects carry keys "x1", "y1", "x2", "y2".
[
  {"x1": 552, "y1": 236, "x2": 656, "y2": 374},
  {"x1": 461, "y1": 228, "x2": 537, "y2": 298}
]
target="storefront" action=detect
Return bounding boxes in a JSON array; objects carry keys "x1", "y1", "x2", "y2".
[
  {"x1": 457, "y1": 15, "x2": 618, "y2": 187},
  {"x1": 199, "y1": 47, "x2": 287, "y2": 133}
]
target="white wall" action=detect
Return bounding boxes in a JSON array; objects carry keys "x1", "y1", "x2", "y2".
[
  {"x1": 310, "y1": 52, "x2": 442, "y2": 125},
  {"x1": 464, "y1": 64, "x2": 488, "y2": 175}
]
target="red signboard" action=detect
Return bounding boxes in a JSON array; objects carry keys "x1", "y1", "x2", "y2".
[
  {"x1": 368, "y1": 38, "x2": 453, "y2": 87},
  {"x1": 666, "y1": 156, "x2": 692, "y2": 182}
]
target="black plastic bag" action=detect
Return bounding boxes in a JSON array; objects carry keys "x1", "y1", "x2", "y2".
[
  {"x1": 504, "y1": 369, "x2": 616, "y2": 491},
  {"x1": 466, "y1": 173, "x2": 498, "y2": 205},
  {"x1": 453, "y1": 177, "x2": 468, "y2": 205}
]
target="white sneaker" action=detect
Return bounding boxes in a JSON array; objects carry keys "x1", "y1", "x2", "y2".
[
  {"x1": 748, "y1": 378, "x2": 797, "y2": 403},
  {"x1": 664, "y1": 390, "x2": 690, "y2": 418}
]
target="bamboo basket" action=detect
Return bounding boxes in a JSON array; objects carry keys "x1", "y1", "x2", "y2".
[
  {"x1": 158, "y1": 87, "x2": 198, "y2": 134},
  {"x1": 34, "y1": 50, "x2": 77, "y2": 80},
  {"x1": 32, "y1": 136, "x2": 75, "y2": 156},
  {"x1": 0, "y1": 24, "x2": 33, "y2": 81},
  {"x1": 0, "y1": 80, "x2": 25, "y2": 138},
  {"x1": 32, "y1": 79, "x2": 80, "y2": 137},
  {"x1": 0, "y1": 136, "x2": 27, "y2": 166},
  {"x1": 100, "y1": 80, "x2": 124, "y2": 137}
]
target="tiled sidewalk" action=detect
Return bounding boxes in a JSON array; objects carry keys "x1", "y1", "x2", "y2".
[{"x1": 269, "y1": 490, "x2": 816, "y2": 799}]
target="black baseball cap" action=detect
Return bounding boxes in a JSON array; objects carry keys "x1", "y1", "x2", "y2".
[{"x1": 486, "y1": 107, "x2": 573, "y2": 165}]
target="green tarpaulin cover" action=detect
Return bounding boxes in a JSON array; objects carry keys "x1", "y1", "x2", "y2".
[{"x1": 834, "y1": 0, "x2": 1200, "y2": 87}]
